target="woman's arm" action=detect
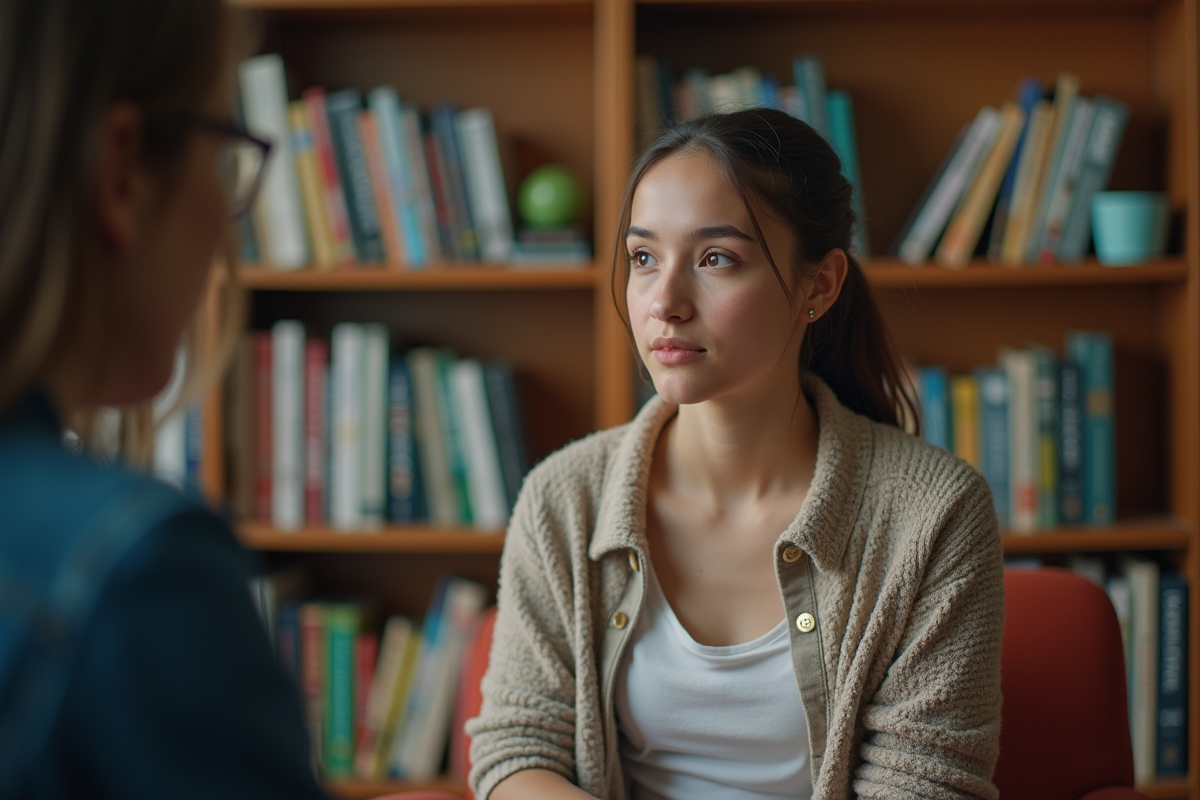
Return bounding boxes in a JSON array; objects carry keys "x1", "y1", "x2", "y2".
[
  {"x1": 853, "y1": 471, "x2": 1006, "y2": 800},
  {"x1": 492, "y1": 768, "x2": 599, "y2": 800}
]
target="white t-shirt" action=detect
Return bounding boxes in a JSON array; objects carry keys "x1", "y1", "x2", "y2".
[{"x1": 615, "y1": 563, "x2": 814, "y2": 799}]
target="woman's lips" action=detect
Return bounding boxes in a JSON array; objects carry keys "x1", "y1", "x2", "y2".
[{"x1": 651, "y1": 337, "x2": 705, "y2": 365}]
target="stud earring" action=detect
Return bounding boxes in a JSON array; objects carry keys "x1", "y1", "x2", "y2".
[{"x1": 808, "y1": 309, "x2": 816, "y2": 319}]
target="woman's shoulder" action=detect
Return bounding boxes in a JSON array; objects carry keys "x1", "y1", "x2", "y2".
[{"x1": 519, "y1": 419, "x2": 639, "y2": 500}]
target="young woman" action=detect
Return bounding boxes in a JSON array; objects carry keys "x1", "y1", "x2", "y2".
[
  {"x1": 0, "y1": 1, "x2": 329, "y2": 797},
  {"x1": 468, "y1": 109, "x2": 1005, "y2": 800}
]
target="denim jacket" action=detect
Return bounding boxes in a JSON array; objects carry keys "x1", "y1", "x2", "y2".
[{"x1": 0, "y1": 393, "x2": 328, "y2": 799}]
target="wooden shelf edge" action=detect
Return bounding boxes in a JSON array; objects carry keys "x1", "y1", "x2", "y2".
[
  {"x1": 1136, "y1": 779, "x2": 1192, "y2": 800},
  {"x1": 1002, "y1": 518, "x2": 1192, "y2": 553},
  {"x1": 237, "y1": 522, "x2": 506, "y2": 553},
  {"x1": 235, "y1": 264, "x2": 598, "y2": 291},
  {"x1": 324, "y1": 776, "x2": 464, "y2": 800},
  {"x1": 865, "y1": 258, "x2": 1188, "y2": 288},
  {"x1": 237, "y1": 0, "x2": 586, "y2": 9}
]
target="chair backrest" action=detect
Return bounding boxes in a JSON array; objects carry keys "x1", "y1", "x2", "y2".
[{"x1": 994, "y1": 568, "x2": 1135, "y2": 799}]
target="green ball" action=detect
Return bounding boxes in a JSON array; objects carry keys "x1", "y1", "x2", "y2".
[{"x1": 518, "y1": 165, "x2": 583, "y2": 228}]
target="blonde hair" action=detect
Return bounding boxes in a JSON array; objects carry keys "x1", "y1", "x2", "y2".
[{"x1": 0, "y1": 0, "x2": 250, "y2": 467}]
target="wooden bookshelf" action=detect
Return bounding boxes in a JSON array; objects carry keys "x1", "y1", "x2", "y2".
[
  {"x1": 324, "y1": 777, "x2": 463, "y2": 800},
  {"x1": 210, "y1": 0, "x2": 1200, "y2": 794}
]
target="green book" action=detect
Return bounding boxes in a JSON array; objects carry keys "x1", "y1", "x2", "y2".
[{"x1": 323, "y1": 602, "x2": 363, "y2": 778}]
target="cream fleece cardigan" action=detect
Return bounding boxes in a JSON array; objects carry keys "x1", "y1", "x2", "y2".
[{"x1": 467, "y1": 376, "x2": 1004, "y2": 800}]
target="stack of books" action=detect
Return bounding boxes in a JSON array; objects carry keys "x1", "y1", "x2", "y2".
[
  {"x1": 249, "y1": 572, "x2": 488, "y2": 783},
  {"x1": 912, "y1": 330, "x2": 1114, "y2": 533},
  {"x1": 238, "y1": 53, "x2": 581, "y2": 271},
  {"x1": 636, "y1": 54, "x2": 869, "y2": 258},
  {"x1": 892, "y1": 73, "x2": 1130, "y2": 268},
  {"x1": 225, "y1": 321, "x2": 530, "y2": 532}
]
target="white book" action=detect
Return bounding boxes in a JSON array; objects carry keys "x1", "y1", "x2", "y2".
[
  {"x1": 455, "y1": 108, "x2": 515, "y2": 263},
  {"x1": 237, "y1": 54, "x2": 310, "y2": 269},
  {"x1": 331, "y1": 323, "x2": 365, "y2": 530},
  {"x1": 391, "y1": 579, "x2": 486, "y2": 781},
  {"x1": 1027, "y1": 97, "x2": 1097, "y2": 264},
  {"x1": 1120, "y1": 556, "x2": 1160, "y2": 784},
  {"x1": 898, "y1": 106, "x2": 1002, "y2": 265},
  {"x1": 355, "y1": 615, "x2": 414, "y2": 778},
  {"x1": 361, "y1": 323, "x2": 389, "y2": 530},
  {"x1": 152, "y1": 349, "x2": 189, "y2": 487},
  {"x1": 271, "y1": 320, "x2": 305, "y2": 530},
  {"x1": 1001, "y1": 348, "x2": 1038, "y2": 533},
  {"x1": 449, "y1": 359, "x2": 509, "y2": 530}
]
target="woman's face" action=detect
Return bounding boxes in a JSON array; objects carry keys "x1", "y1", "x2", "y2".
[
  {"x1": 625, "y1": 150, "x2": 810, "y2": 407},
  {"x1": 100, "y1": 75, "x2": 233, "y2": 406}
]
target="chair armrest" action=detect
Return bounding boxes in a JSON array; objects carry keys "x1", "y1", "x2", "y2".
[{"x1": 1080, "y1": 789, "x2": 1153, "y2": 800}]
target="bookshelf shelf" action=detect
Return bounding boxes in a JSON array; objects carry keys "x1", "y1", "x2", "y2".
[
  {"x1": 236, "y1": 0, "x2": 587, "y2": 10},
  {"x1": 239, "y1": 265, "x2": 598, "y2": 291},
  {"x1": 238, "y1": 522, "x2": 506, "y2": 553},
  {"x1": 864, "y1": 258, "x2": 1188, "y2": 289},
  {"x1": 324, "y1": 777, "x2": 463, "y2": 800},
  {"x1": 1139, "y1": 779, "x2": 1192, "y2": 800},
  {"x1": 1001, "y1": 518, "x2": 1191, "y2": 553}
]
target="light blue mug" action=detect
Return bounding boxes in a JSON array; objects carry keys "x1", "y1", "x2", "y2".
[{"x1": 1091, "y1": 191, "x2": 1169, "y2": 266}]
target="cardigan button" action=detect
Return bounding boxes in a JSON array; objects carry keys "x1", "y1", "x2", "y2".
[
  {"x1": 612, "y1": 611, "x2": 629, "y2": 629},
  {"x1": 628, "y1": 551, "x2": 640, "y2": 572},
  {"x1": 781, "y1": 545, "x2": 803, "y2": 563},
  {"x1": 796, "y1": 613, "x2": 816, "y2": 633}
]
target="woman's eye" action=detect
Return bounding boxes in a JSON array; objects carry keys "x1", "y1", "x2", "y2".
[
  {"x1": 631, "y1": 251, "x2": 658, "y2": 268},
  {"x1": 702, "y1": 252, "x2": 733, "y2": 268}
]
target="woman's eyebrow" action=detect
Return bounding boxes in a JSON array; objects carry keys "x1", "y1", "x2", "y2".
[{"x1": 625, "y1": 224, "x2": 755, "y2": 243}]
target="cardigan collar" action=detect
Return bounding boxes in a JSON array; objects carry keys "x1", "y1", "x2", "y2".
[{"x1": 588, "y1": 374, "x2": 876, "y2": 573}]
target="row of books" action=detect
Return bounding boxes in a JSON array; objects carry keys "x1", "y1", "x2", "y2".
[
  {"x1": 913, "y1": 330, "x2": 1114, "y2": 532},
  {"x1": 893, "y1": 72, "x2": 1130, "y2": 268},
  {"x1": 250, "y1": 572, "x2": 488, "y2": 781},
  {"x1": 226, "y1": 320, "x2": 530, "y2": 531},
  {"x1": 237, "y1": 54, "x2": 585, "y2": 271},
  {"x1": 635, "y1": 54, "x2": 869, "y2": 258},
  {"x1": 1010, "y1": 555, "x2": 1188, "y2": 781}
]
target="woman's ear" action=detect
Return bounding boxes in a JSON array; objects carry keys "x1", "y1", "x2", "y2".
[
  {"x1": 804, "y1": 248, "x2": 849, "y2": 321},
  {"x1": 93, "y1": 102, "x2": 150, "y2": 257}
]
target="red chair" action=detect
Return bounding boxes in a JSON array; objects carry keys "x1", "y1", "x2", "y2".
[{"x1": 995, "y1": 567, "x2": 1151, "y2": 800}]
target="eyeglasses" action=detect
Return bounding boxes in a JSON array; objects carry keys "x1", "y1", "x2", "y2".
[{"x1": 145, "y1": 112, "x2": 273, "y2": 218}]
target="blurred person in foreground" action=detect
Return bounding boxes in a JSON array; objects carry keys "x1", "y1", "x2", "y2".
[{"x1": 0, "y1": 1, "x2": 331, "y2": 797}]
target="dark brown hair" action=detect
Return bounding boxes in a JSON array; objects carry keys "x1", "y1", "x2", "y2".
[{"x1": 611, "y1": 107, "x2": 917, "y2": 430}]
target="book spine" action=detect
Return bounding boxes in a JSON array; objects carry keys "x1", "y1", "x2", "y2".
[
  {"x1": 288, "y1": 101, "x2": 337, "y2": 268},
  {"x1": 299, "y1": 602, "x2": 325, "y2": 770},
  {"x1": 1123, "y1": 557, "x2": 1161, "y2": 784},
  {"x1": 253, "y1": 332, "x2": 273, "y2": 522},
  {"x1": 1068, "y1": 331, "x2": 1116, "y2": 525},
  {"x1": 323, "y1": 603, "x2": 361, "y2": 779},
  {"x1": 355, "y1": 615, "x2": 412, "y2": 779},
  {"x1": 1157, "y1": 573, "x2": 1189, "y2": 777},
  {"x1": 360, "y1": 323, "x2": 389, "y2": 529},
  {"x1": 950, "y1": 374, "x2": 980, "y2": 470},
  {"x1": 331, "y1": 323, "x2": 365, "y2": 530},
  {"x1": 791, "y1": 55, "x2": 829, "y2": 138},
  {"x1": 918, "y1": 366, "x2": 951, "y2": 452},
  {"x1": 436, "y1": 350, "x2": 474, "y2": 526},
  {"x1": 424, "y1": 130, "x2": 458, "y2": 260},
  {"x1": 450, "y1": 359, "x2": 510, "y2": 530},
  {"x1": 1032, "y1": 348, "x2": 1059, "y2": 529},
  {"x1": 325, "y1": 90, "x2": 385, "y2": 263},
  {"x1": 387, "y1": 358, "x2": 417, "y2": 523},
  {"x1": 484, "y1": 362, "x2": 529, "y2": 512},
  {"x1": 976, "y1": 366, "x2": 1010, "y2": 531},
  {"x1": 1058, "y1": 359, "x2": 1085, "y2": 524},
  {"x1": 431, "y1": 105, "x2": 480, "y2": 261},
  {"x1": 408, "y1": 348, "x2": 458, "y2": 526},
  {"x1": 271, "y1": 320, "x2": 305, "y2": 531},
  {"x1": 237, "y1": 54, "x2": 310, "y2": 269},
  {"x1": 355, "y1": 630, "x2": 379, "y2": 762},
  {"x1": 1019, "y1": 72, "x2": 1080, "y2": 264},
  {"x1": 359, "y1": 109, "x2": 406, "y2": 266},
  {"x1": 987, "y1": 77, "x2": 1044, "y2": 262},
  {"x1": 301, "y1": 87, "x2": 357, "y2": 266},
  {"x1": 389, "y1": 580, "x2": 450, "y2": 777},
  {"x1": 999, "y1": 100, "x2": 1053, "y2": 265},
  {"x1": 825, "y1": 90, "x2": 869, "y2": 258},
  {"x1": 1031, "y1": 97, "x2": 1097, "y2": 264},
  {"x1": 401, "y1": 107, "x2": 443, "y2": 263},
  {"x1": 1057, "y1": 96, "x2": 1130, "y2": 262},
  {"x1": 455, "y1": 107, "x2": 515, "y2": 263},
  {"x1": 1002, "y1": 348, "x2": 1039, "y2": 533},
  {"x1": 304, "y1": 338, "x2": 329, "y2": 525},
  {"x1": 368, "y1": 87, "x2": 429, "y2": 267}
]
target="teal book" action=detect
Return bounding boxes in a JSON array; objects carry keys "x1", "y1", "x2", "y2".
[
  {"x1": 918, "y1": 366, "x2": 951, "y2": 452},
  {"x1": 368, "y1": 87, "x2": 429, "y2": 267},
  {"x1": 325, "y1": 89, "x2": 386, "y2": 262},
  {"x1": 1030, "y1": 345, "x2": 1059, "y2": 529},
  {"x1": 1027, "y1": 95, "x2": 1096, "y2": 264},
  {"x1": 484, "y1": 361, "x2": 530, "y2": 513},
  {"x1": 986, "y1": 77, "x2": 1045, "y2": 262},
  {"x1": 976, "y1": 366, "x2": 1010, "y2": 530},
  {"x1": 791, "y1": 55, "x2": 828, "y2": 138},
  {"x1": 1157, "y1": 573, "x2": 1189, "y2": 777},
  {"x1": 323, "y1": 602, "x2": 363, "y2": 779},
  {"x1": 1057, "y1": 95, "x2": 1129, "y2": 262},
  {"x1": 1067, "y1": 330, "x2": 1115, "y2": 525},
  {"x1": 435, "y1": 348, "x2": 473, "y2": 525},
  {"x1": 826, "y1": 90, "x2": 869, "y2": 258}
]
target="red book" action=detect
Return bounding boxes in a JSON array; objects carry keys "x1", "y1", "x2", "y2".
[
  {"x1": 299, "y1": 602, "x2": 325, "y2": 769},
  {"x1": 302, "y1": 87, "x2": 356, "y2": 266},
  {"x1": 355, "y1": 630, "x2": 380, "y2": 757},
  {"x1": 253, "y1": 332, "x2": 272, "y2": 522},
  {"x1": 304, "y1": 338, "x2": 329, "y2": 525}
]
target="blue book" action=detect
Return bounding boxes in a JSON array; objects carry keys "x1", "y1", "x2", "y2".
[
  {"x1": 368, "y1": 87, "x2": 429, "y2": 267},
  {"x1": 1067, "y1": 331, "x2": 1115, "y2": 525},
  {"x1": 184, "y1": 400, "x2": 203, "y2": 487},
  {"x1": 430, "y1": 104, "x2": 479, "y2": 261},
  {"x1": 1058, "y1": 359, "x2": 1084, "y2": 525},
  {"x1": 826, "y1": 90, "x2": 869, "y2": 258},
  {"x1": 1157, "y1": 573, "x2": 1189, "y2": 777},
  {"x1": 387, "y1": 358, "x2": 418, "y2": 523},
  {"x1": 484, "y1": 361, "x2": 530, "y2": 512},
  {"x1": 791, "y1": 55, "x2": 828, "y2": 138},
  {"x1": 986, "y1": 78, "x2": 1044, "y2": 262},
  {"x1": 918, "y1": 366, "x2": 951, "y2": 452},
  {"x1": 976, "y1": 367, "x2": 1010, "y2": 530},
  {"x1": 759, "y1": 74, "x2": 781, "y2": 111},
  {"x1": 325, "y1": 89, "x2": 386, "y2": 262}
]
